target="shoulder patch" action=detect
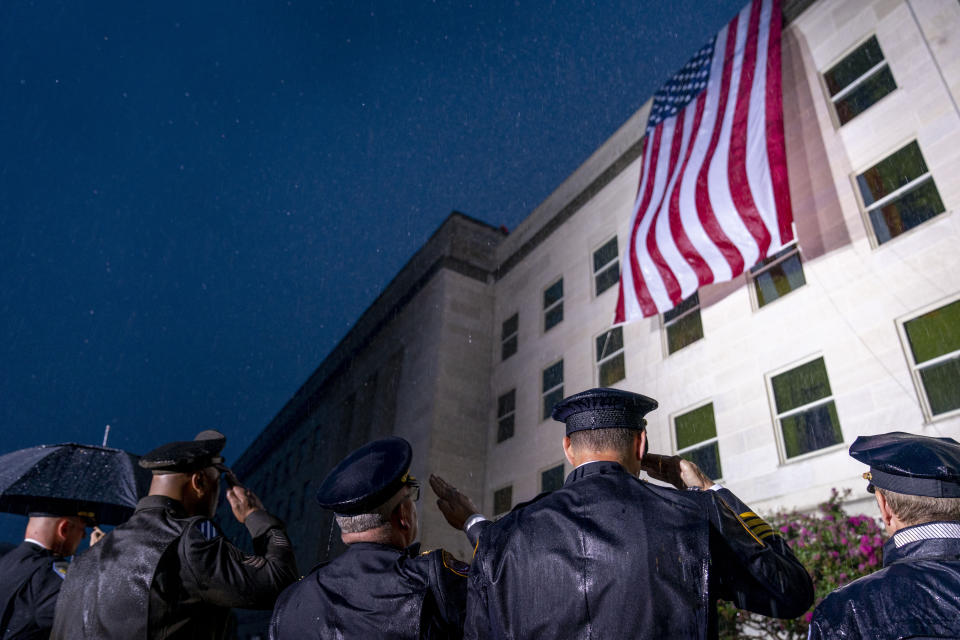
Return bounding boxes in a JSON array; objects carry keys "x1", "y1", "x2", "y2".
[
  {"x1": 440, "y1": 549, "x2": 469, "y2": 577},
  {"x1": 195, "y1": 519, "x2": 219, "y2": 541},
  {"x1": 51, "y1": 560, "x2": 69, "y2": 580}
]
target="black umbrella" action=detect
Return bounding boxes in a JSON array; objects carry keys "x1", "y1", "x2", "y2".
[{"x1": 0, "y1": 443, "x2": 152, "y2": 525}]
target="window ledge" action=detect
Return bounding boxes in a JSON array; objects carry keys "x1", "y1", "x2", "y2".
[
  {"x1": 778, "y1": 441, "x2": 846, "y2": 466},
  {"x1": 867, "y1": 206, "x2": 953, "y2": 251}
]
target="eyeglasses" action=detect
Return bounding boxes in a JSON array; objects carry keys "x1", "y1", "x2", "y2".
[{"x1": 406, "y1": 482, "x2": 421, "y2": 502}]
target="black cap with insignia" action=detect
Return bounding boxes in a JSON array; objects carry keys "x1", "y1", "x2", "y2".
[
  {"x1": 551, "y1": 388, "x2": 658, "y2": 436},
  {"x1": 316, "y1": 437, "x2": 416, "y2": 516},
  {"x1": 139, "y1": 430, "x2": 228, "y2": 474},
  {"x1": 850, "y1": 431, "x2": 960, "y2": 498}
]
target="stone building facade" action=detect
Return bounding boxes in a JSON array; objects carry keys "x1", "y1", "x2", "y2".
[{"x1": 224, "y1": 3, "x2": 960, "y2": 634}]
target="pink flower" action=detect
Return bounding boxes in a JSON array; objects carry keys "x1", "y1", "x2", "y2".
[{"x1": 804, "y1": 612, "x2": 814, "y2": 623}]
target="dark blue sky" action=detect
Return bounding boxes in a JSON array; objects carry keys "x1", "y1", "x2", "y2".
[{"x1": 1, "y1": 0, "x2": 744, "y2": 539}]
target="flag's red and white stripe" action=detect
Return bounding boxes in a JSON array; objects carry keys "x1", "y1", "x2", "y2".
[{"x1": 615, "y1": 0, "x2": 792, "y2": 322}]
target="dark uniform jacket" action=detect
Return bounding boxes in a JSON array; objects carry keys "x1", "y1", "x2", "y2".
[
  {"x1": 809, "y1": 520, "x2": 960, "y2": 639},
  {"x1": 50, "y1": 495, "x2": 298, "y2": 640},
  {"x1": 269, "y1": 539, "x2": 482, "y2": 640},
  {"x1": 466, "y1": 461, "x2": 814, "y2": 640},
  {"x1": 0, "y1": 541, "x2": 68, "y2": 640}
]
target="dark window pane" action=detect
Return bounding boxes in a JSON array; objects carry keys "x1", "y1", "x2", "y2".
[
  {"x1": 543, "y1": 387, "x2": 564, "y2": 420},
  {"x1": 502, "y1": 313, "x2": 518, "y2": 339},
  {"x1": 542, "y1": 361, "x2": 564, "y2": 391},
  {"x1": 544, "y1": 280, "x2": 563, "y2": 308},
  {"x1": 834, "y1": 65, "x2": 896, "y2": 125},
  {"x1": 595, "y1": 263, "x2": 620, "y2": 295},
  {"x1": 919, "y1": 356, "x2": 960, "y2": 416},
  {"x1": 502, "y1": 335, "x2": 518, "y2": 360},
  {"x1": 675, "y1": 403, "x2": 717, "y2": 450},
  {"x1": 599, "y1": 354, "x2": 626, "y2": 387},
  {"x1": 869, "y1": 179, "x2": 945, "y2": 245},
  {"x1": 772, "y1": 357, "x2": 832, "y2": 413},
  {"x1": 905, "y1": 300, "x2": 960, "y2": 364},
  {"x1": 663, "y1": 292, "x2": 700, "y2": 323},
  {"x1": 596, "y1": 327, "x2": 624, "y2": 361},
  {"x1": 751, "y1": 243, "x2": 800, "y2": 273},
  {"x1": 780, "y1": 401, "x2": 843, "y2": 458},
  {"x1": 754, "y1": 253, "x2": 806, "y2": 307},
  {"x1": 666, "y1": 309, "x2": 703, "y2": 354},
  {"x1": 545, "y1": 304, "x2": 564, "y2": 331},
  {"x1": 541, "y1": 464, "x2": 565, "y2": 492},
  {"x1": 684, "y1": 442, "x2": 722, "y2": 480},
  {"x1": 497, "y1": 415, "x2": 515, "y2": 443},
  {"x1": 856, "y1": 142, "x2": 927, "y2": 207},
  {"x1": 494, "y1": 486, "x2": 512, "y2": 515},
  {"x1": 593, "y1": 238, "x2": 619, "y2": 272},
  {"x1": 497, "y1": 390, "x2": 516, "y2": 417},
  {"x1": 824, "y1": 36, "x2": 885, "y2": 96}
]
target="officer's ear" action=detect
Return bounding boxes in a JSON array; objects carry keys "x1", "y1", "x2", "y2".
[
  {"x1": 190, "y1": 470, "x2": 208, "y2": 496},
  {"x1": 634, "y1": 431, "x2": 647, "y2": 462}
]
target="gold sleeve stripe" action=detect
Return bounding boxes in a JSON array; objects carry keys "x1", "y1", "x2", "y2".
[
  {"x1": 751, "y1": 524, "x2": 774, "y2": 537},
  {"x1": 721, "y1": 503, "x2": 764, "y2": 547},
  {"x1": 758, "y1": 529, "x2": 776, "y2": 539},
  {"x1": 742, "y1": 517, "x2": 769, "y2": 528}
]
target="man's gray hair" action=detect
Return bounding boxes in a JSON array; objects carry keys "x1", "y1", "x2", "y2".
[
  {"x1": 878, "y1": 488, "x2": 960, "y2": 526},
  {"x1": 335, "y1": 512, "x2": 390, "y2": 535},
  {"x1": 569, "y1": 428, "x2": 638, "y2": 454}
]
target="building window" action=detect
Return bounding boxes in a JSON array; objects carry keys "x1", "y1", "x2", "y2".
[
  {"x1": 542, "y1": 360, "x2": 564, "y2": 420},
  {"x1": 901, "y1": 298, "x2": 960, "y2": 419},
  {"x1": 824, "y1": 35, "x2": 896, "y2": 125},
  {"x1": 501, "y1": 313, "x2": 518, "y2": 361},
  {"x1": 750, "y1": 243, "x2": 805, "y2": 308},
  {"x1": 663, "y1": 293, "x2": 703, "y2": 354},
  {"x1": 673, "y1": 403, "x2": 722, "y2": 481},
  {"x1": 543, "y1": 279, "x2": 564, "y2": 332},
  {"x1": 593, "y1": 237, "x2": 620, "y2": 296},
  {"x1": 493, "y1": 486, "x2": 513, "y2": 516},
  {"x1": 496, "y1": 389, "x2": 516, "y2": 443},
  {"x1": 856, "y1": 141, "x2": 946, "y2": 246},
  {"x1": 541, "y1": 464, "x2": 565, "y2": 492},
  {"x1": 769, "y1": 357, "x2": 843, "y2": 460},
  {"x1": 596, "y1": 327, "x2": 626, "y2": 386}
]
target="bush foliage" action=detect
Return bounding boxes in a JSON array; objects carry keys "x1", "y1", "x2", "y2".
[{"x1": 718, "y1": 488, "x2": 885, "y2": 640}]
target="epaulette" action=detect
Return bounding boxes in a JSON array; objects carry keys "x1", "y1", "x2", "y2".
[{"x1": 507, "y1": 490, "x2": 552, "y2": 515}]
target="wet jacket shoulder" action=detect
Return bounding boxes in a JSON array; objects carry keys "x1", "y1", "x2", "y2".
[
  {"x1": 270, "y1": 542, "x2": 470, "y2": 640},
  {"x1": 51, "y1": 495, "x2": 297, "y2": 640},
  {"x1": 809, "y1": 522, "x2": 960, "y2": 640},
  {"x1": 465, "y1": 461, "x2": 812, "y2": 640},
  {"x1": 0, "y1": 541, "x2": 66, "y2": 640}
]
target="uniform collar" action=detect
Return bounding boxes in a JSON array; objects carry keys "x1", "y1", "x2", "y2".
[
  {"x1": 347, "y1": 541, "x2": 421, "y2": 557},
  {"x1": 566, "y1": 460, "x2": 627, "y2": 484},
  {"x1": 136, "y1": 494, "x2": 189, "y2": 517},
  {"x1": 884, "y1": 521, "x2": 960, "y2": 566}
]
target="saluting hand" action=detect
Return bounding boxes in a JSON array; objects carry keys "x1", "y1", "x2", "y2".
[
  {"x1": 225, "y1": 471, "x2": 265, "y2": 524},
  {"x1": 641, "y1": 453, "x2": 713, "y2": 491},
  {"x1": 430, "y1": 474, "x2": 480, "y2": 530}
]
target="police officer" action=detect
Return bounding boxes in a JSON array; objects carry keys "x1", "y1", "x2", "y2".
[
  {"x1": 465, "y1": 388, "x2": 814, "y2": 639},
  {"x1": 0, "y1": 507, "x2": 90, "y2": 639},
  {"x1": 51, "y1": 430, "x2": 298, "y2": 640},
  {"x1": 809, "y1": 431, "x2": 960, "y2": 639},
  {"x1": 269, "y1": 436, "x2": 488, "y2": 639}
]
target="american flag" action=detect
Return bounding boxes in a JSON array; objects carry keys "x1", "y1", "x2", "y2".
[{"x1": 615, "y1": 0, "x2": 792, "y2": 322}]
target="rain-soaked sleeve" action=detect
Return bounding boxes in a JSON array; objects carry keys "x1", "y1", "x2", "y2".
[
  {"x1": 463, "y1": 548, "x2": 492, "y2": 640},
  {"x1": 705, "y1": 487, "x2": 814, "y2": 619},
  {"x1": 179, "y1": 510, "x2": 299, "y2": 609},
  {"x1": 424, "y1": 549, "x2": 470, "y2": 636}
]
